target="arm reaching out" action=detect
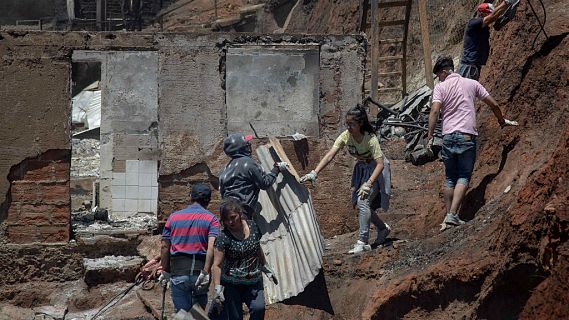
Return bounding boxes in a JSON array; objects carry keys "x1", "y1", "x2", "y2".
[
  {"x1": 482, "y1": 1, "x2": 511, "y2": 27},
  {"x1": 300, "y1": 146, "x2": 340, "y2": 183},
  {"x1": 428, "y1": 101, "x2": 442, "y2": 142}
]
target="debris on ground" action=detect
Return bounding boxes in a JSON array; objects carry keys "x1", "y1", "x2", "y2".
[
  {"x1": 73, "y1": 211, "x2": 158, "y2": 235},
  {"x1": 84, "y1": 255, "x2": 145, "y2": 286},
  {"x1": 368, "y1": 86, "x2": 444, "y2": 165}
]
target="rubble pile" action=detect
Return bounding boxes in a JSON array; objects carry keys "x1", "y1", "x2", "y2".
[
  {"x1": 83, "y1": 255, "x2": 145, "y2": 286},
  {"x1": 374, "y1": 86, "x2": 443, "y2": 165},
  {"x1": 73, "y1": 212, "x2": 158, "y2": 235},
  {"x1": 71, "y1": 138, "x2": 100, "y2": 177}
]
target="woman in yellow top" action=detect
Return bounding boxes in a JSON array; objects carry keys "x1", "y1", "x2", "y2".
[{"x1": 300, "y1": 104, "x2": 391, "y2": 254}]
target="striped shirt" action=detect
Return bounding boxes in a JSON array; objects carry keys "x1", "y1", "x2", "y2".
[{"x1": 162, "y1": 204, "x2": 220, "y2": 256}]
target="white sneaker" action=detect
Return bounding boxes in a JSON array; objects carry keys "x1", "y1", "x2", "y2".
[
  {"x1": 443, "y1": 213, "x2": 465, "y2": 226},
  {"x1": 348, "y1": 240, "x2": 371, "y2": 254},
  {"x1": 374, "y1": 223, "x2": 391, "y2": 246}
]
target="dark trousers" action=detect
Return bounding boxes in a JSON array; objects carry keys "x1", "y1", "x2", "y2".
[{"x1": 211, "y1": 281, "x2": 265, "y2": 320}]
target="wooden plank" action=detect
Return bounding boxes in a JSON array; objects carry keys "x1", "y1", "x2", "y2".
[
  {"x1": 358, "y1": 0, "x2": 368, "y2": 32},
  {"x1": 418, "y1": 0, "x2": 434, "y2": 89},
  {"x1": 401, "y1": 0, "x2": 412, "y2": 96},
  {"x1": 379, "y1": 37, "x2": 404, "y2": 44},
  {"x1": 370, "y1": 0, "x2": 380, "y2": 118},
  {"x1": 268, "y1": 136, "x2": 301, "y2": 182},
  {"x1": 378, "y1": 55, "x2": 403, "y2": 61},
  {"x1": 378, "y1": 19, "x2": 406, "y2": 27},
  {"x1": 379, "y1": 86, "x2": 403, "y2": 91},
  {"x1": 377, "y1": 1, "x2": 408, "y2": 8},
  {"x1": 96, "y1": 0, "x2": 104, "y2": 31},
  {"x1": 379, "y1": 71, "x2": 402, "y2": 76}
]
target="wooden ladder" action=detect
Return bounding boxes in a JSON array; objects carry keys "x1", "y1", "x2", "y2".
[{"x1": 360, "y1": 0, "x2": 412, "y2": 112}]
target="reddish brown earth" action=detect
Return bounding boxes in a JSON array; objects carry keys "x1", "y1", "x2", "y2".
[{"x1": 265, "y1": 1, "x2": 569, "y2": 319}]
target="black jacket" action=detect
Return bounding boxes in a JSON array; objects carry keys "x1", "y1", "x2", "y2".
[{"x1": 219, "y1": 134, "x2": 277, "y2": 211}]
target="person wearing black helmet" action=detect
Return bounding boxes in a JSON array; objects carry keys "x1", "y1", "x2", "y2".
[
  {"x1": 428, "y1": 55, "x2": 518, "y2": 230},
  {"x1": 459, "y1": 0, "x2": 517, "y2": 80}
]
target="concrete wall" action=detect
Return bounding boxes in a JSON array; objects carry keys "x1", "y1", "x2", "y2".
[
  {"x1": 0, "y1": 33, "x2": 72, "y2": 243},
  {"x1": 226, "y1": 45, "x2": 320, "y2": 137},
  {"x1": 156, "y1": 34, "x2": 366, "y2": 228},
  {"x1": 73, "y1": 50, "x2": 159, "y2": 220},
  {"x1": 0, "y1": 31, "x2": 366, "y2": 243}
]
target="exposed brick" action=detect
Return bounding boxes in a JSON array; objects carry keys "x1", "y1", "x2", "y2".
[
  {"x1": 5, "y1": 203, "x2": 21, "y2": 223},
  {"x1": 19, "y1": 212, "x2": 51, "y2": 224},
  {"x1": 16, "y1": 204, "x2": 53, "y2": 225},
  {"x1": 158, "y1": 201, "x2": 188, "y2": 221},
  {"x1": 158, "y1": 184, "x2": 190, "y2": 200},
  {"x1": 41, "y1": 183, "x2": 70, "y2": 204},
  {"x1": 53, "y1": 161, "x2": 70, "y2": 181},
  {"x1": 38, "y1": 225, "x2": 69, "y2": 243},
  {"x1": 20, "y1": 204, "x2": 54, "y2": 214},
  {"x1": 23, "y1": 160, "x2": 53, "y2": 181},
  {"x1": 7, "y1": 225, "x2": 37, "y2": 244},
  {"x1": 11, "y1": 181, "x2": 40, "y2": 202},
  {"x1": 51, "y1": 205, "x2": 70, "y2": 224}
]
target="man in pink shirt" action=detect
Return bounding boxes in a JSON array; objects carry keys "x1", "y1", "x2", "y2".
[{"x1": 427, "y1": 56, "x2": 518, "y2": 230}]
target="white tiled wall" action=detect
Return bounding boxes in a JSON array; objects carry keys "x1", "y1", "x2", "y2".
[{"x1": 112, "y1": 159, "x2": 158, "y2": 218}]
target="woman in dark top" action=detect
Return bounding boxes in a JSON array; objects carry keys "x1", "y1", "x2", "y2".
[{"x1": 209, "y1": 198, "x2": 277, "y2": 320}]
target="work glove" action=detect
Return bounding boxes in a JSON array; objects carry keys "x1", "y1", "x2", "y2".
[
  {"x1": 213, "y1": 284, "x2": 225, "y2": 302},
  {"x1": 275, "y1": 162, "x2": 289, "y2": 172},
  {"x1": 357, "y1": 182, "x2": 372, "y2": 200},
  {"x1": 261, "y1": 264, "x2": 279, "y2": 285},
  {"x1": 194, "y1": 270, "x2": 210, "y2": 291},
  {"x1": 427, "y1": 137, "x2": 434, "y2": 153},
  {"x1": 299, "y1": 170, "x2": 317, "y2": 183},
  {"x1": 502, "y1": 119, "x2": 518, "y2": 127},
  {"x1": 158, "y1": 271, "x2": 170, "y2": 288}
]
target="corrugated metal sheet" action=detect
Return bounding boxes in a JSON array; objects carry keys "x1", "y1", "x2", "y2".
[
  {"x1": 72, "y1": 89, "x2": 101, "y2": 129},
  {"x1": 255, "y1": 144, "x2": 324, "y2": 305}
]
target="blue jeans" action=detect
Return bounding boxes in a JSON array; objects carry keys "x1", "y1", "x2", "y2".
[
  {"x1": 352, "y1": 161, "x2": 387, "y2": 243},
  {"x1": 356, "y1": 186, "x2": 387, "y2": 243},
  {"x1": 211, "y1": 281, "x2": 265, "y2": 320},
  {"x1": 170, "y1": 275, "x2": 208, "y2": 312},
  {"x1": 442, "y1": 132, "x2": 477, "y2": 188},
  {"x1": 458, "y1": 63, "x2": 481, "y2": 81}
]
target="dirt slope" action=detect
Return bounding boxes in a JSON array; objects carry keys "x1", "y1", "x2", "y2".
[
  {"x1": 267, "y1": 1, "x2": 569, "y2": 319},
  {"x1": 1, "y1": 1, "x2": 566, "y2": 319}
]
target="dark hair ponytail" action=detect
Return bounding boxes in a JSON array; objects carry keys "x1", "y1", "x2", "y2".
[{"x1": 346, "y1": 104, "x2": 375, "y2": 135}]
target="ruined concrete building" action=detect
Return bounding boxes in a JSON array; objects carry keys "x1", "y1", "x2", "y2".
[
  {"x1": 0, "y1": 31, "x2": 366, "y2": 244},
  {"x1": 2, "y1": 0, "x2": 568, "y2": 319}
]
